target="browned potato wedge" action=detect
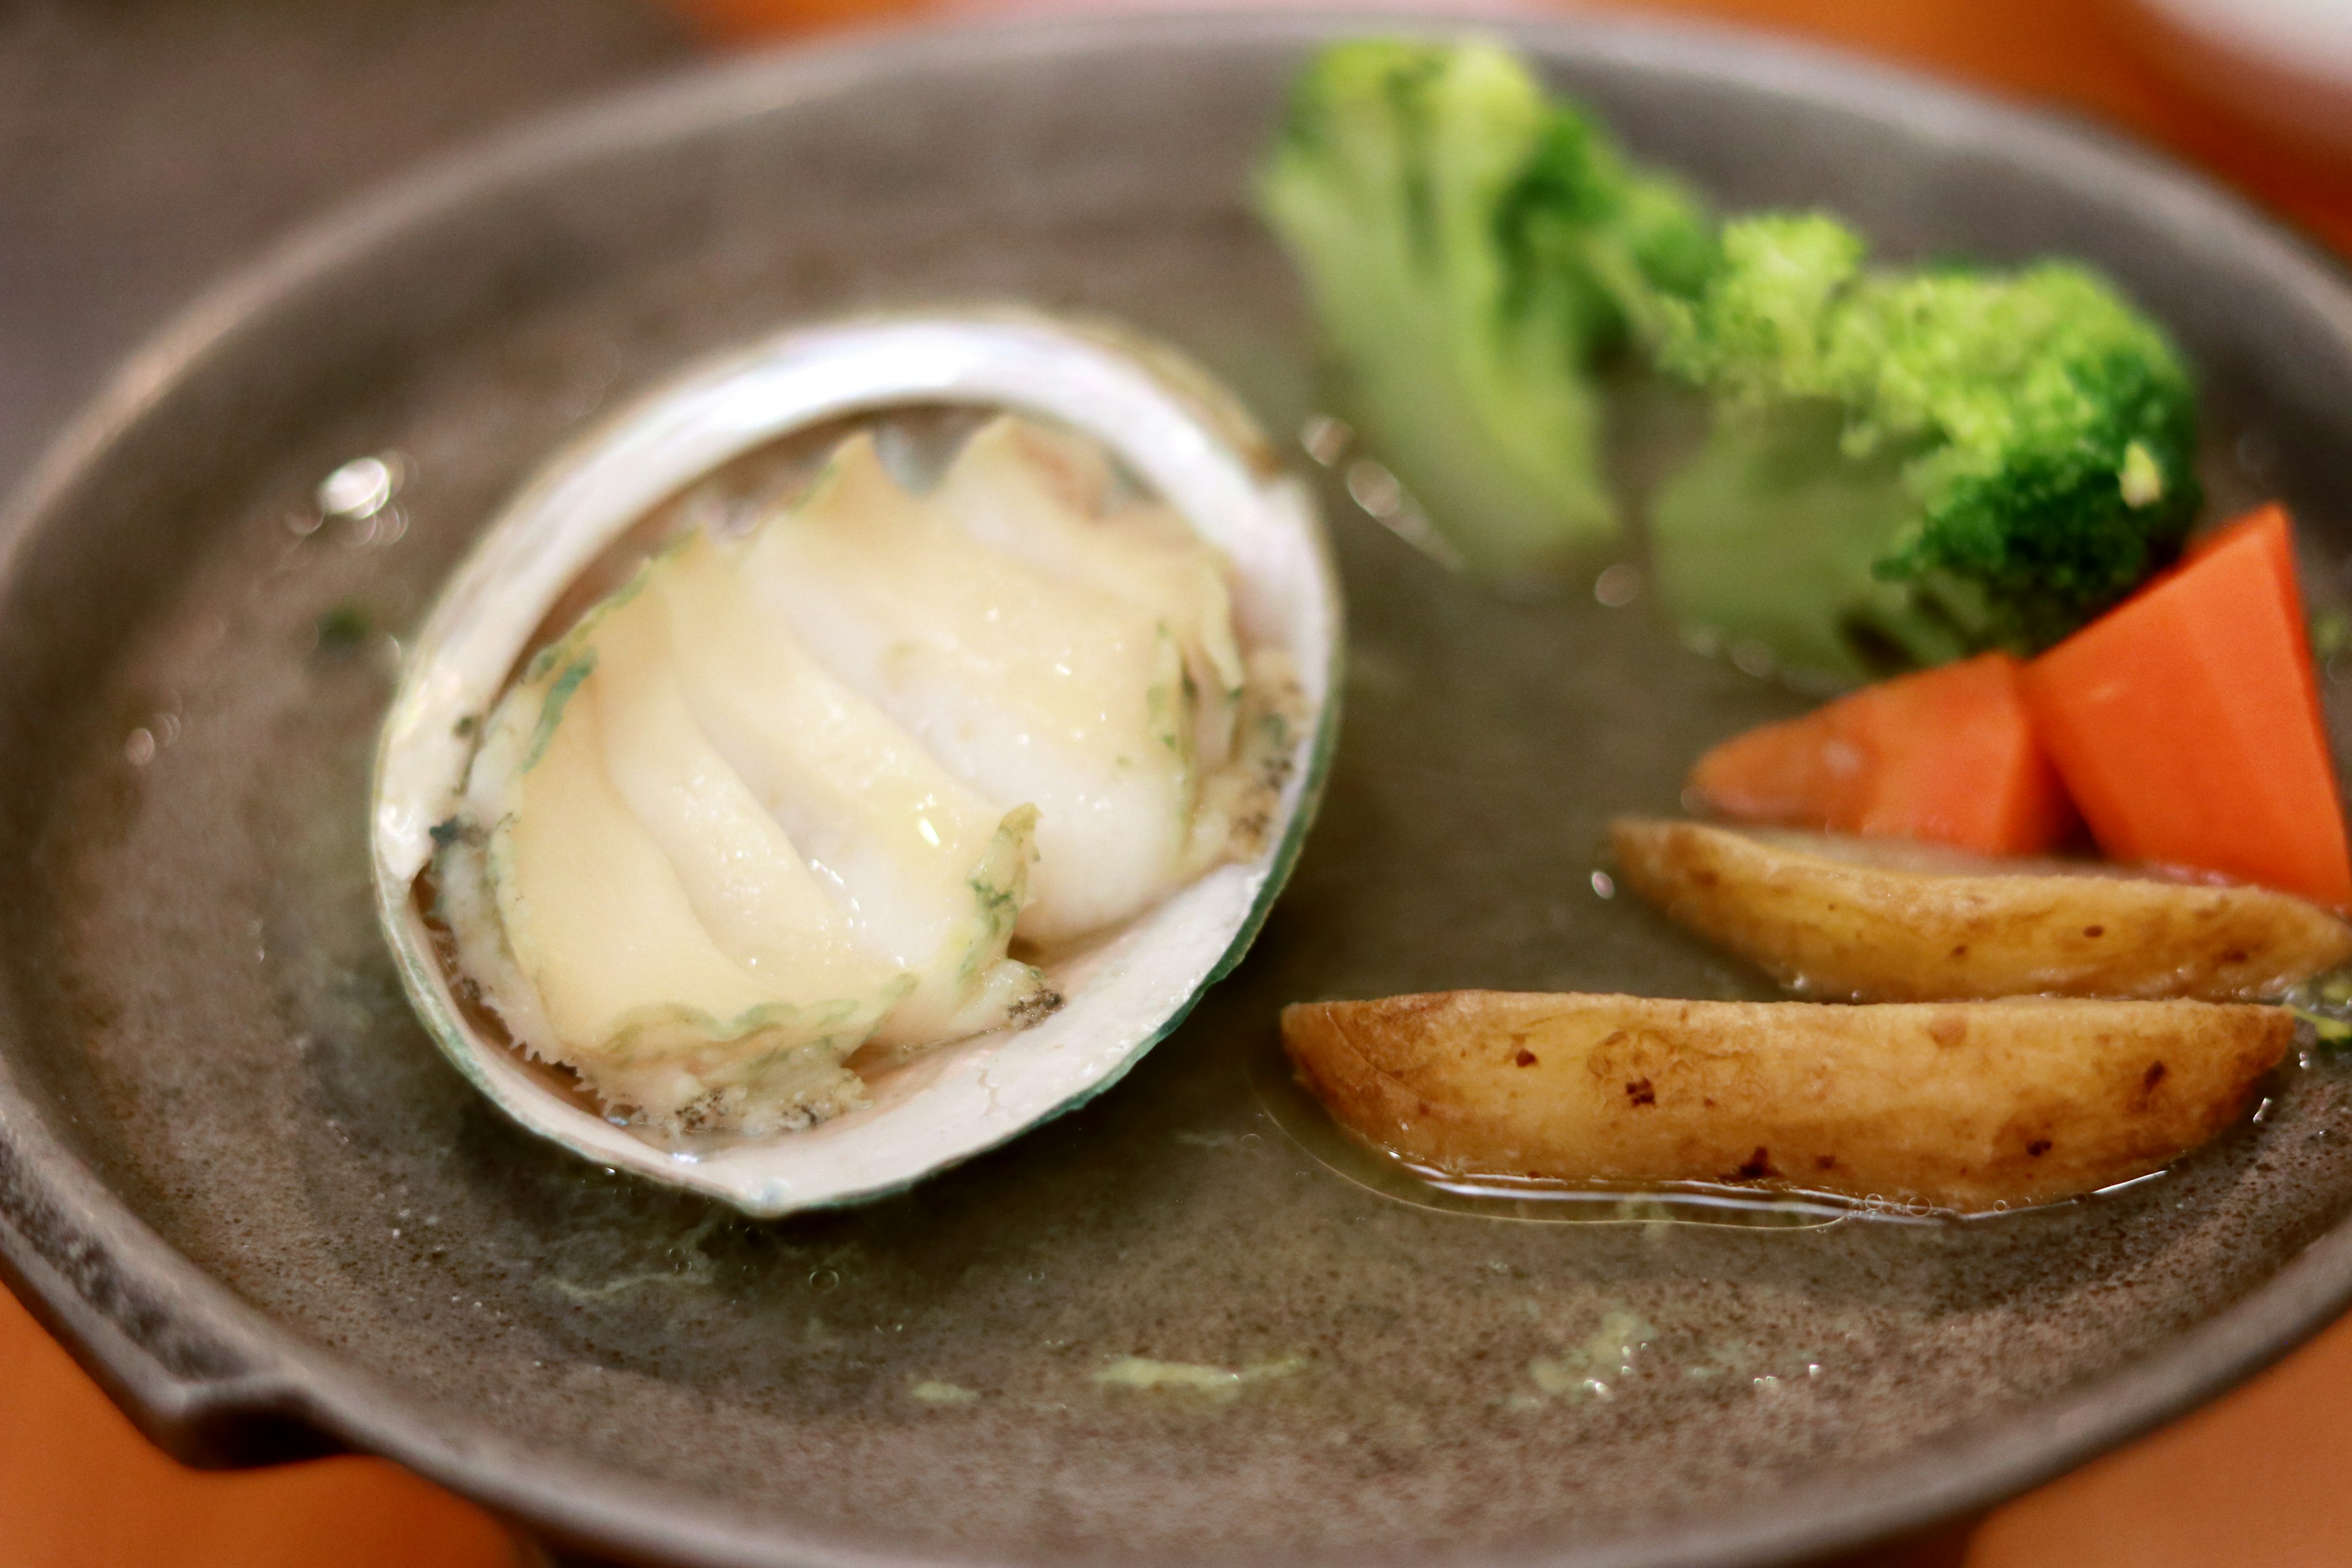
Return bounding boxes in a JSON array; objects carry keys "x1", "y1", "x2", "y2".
[
  {"x1": 1281, "y1": 990, "x2": 2290, "y2": 1212},
  {"x1": 1611, "y1": 818, "x2": 2352, "y2": 1002}
]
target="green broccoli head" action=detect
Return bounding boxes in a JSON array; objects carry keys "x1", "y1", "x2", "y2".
[
  {"x1": 1652, "y1": 213, "x2": 2201, "y2": 677},
  {"x1": 1257, "y1": 39, "x2": 1713, "y2": 576}
]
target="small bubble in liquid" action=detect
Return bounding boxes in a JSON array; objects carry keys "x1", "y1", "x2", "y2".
[
  {"x1": 1730, "y1": 639, "x2": 1777, "y2": 679},
  {"x1": 809, "y1": 1267, "x2": 842, "y2": 1294},
  {"x1": 1345, "y1": 459, "x2": 1404, "y2": 518},
  {"x1": 1593, "y1": 564, "x2": 1642, "y2": 608},
  {"x1": 124, "y1": 728, "x2": 156, "y2": 766},
  {"x1": 1300, "y1": 414, "x2": 1354, "y2": 467},
  {"x1": 1591, "y1": 870, "x2": 1616, "y2": 899},
  {"x1": 317, "y1": 454, "x2": 403, "y2": 521}
]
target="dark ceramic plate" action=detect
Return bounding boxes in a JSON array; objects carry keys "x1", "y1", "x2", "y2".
[{"x1": 7, "y1": 13, "x2": 2352, "y2": 1567}]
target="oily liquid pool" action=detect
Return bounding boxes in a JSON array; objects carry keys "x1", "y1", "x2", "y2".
[
  {"x1": 1246, "y1": 1027, "x2": 2234, "y2": 1230},
  {"x1": 1246, "y1": 1031, "x2": 1947, "y2": 1229}
]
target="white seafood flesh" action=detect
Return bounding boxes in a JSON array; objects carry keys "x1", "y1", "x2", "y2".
[
  {"x1": 751, "y1": 424, "x2": 1270, "y2": 942},
  {"x1": 374, "y1": 312, "x2": 1339, "y2": 1216},
  {"x1": 432, "y1": 415, "x2": 1302, "y2": 1136}
]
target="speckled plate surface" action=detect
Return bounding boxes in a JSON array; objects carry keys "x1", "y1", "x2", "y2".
[{"x1": 6, "y1": 13, "x2": 2352, "y2": 1568}]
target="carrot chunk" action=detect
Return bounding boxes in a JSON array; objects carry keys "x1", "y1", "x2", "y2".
[
  {"x1": 2022, "y1": 504, "x2": 2351, "y2": 907},
  {"x1": 1689, "y1": 652, "x2": 2076, "y2": 855}
]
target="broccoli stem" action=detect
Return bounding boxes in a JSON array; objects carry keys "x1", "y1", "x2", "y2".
[
  {"x1": 1257, "y1": 39, "x2": 1713, "y2": 579},
  {"x1": 1319, "y1": 291, "x2": 1614, "y2": 575},
  {"x1": 1651, "y1": 401, "x2": 1969, "y2": 681}
]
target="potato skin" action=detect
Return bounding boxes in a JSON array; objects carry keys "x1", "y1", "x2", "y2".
[
  {"x1": 1611, "y1": 818, "x2": 2352, "y2": 1003},
  {"x1": 1281, "y1": 990, "x2": 2290, "y2": 1212}
]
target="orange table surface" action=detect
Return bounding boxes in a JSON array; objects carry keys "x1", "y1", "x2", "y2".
[{"x1": 10, "y1": 1, "x2": 2352, "y2": 1566}]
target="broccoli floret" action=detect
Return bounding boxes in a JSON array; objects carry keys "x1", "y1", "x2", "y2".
[
  {"x1": 1257, "y1": 39, "x2": 1713, "y2": 576},
  {"x1": 1650, "y1": 213, "x2": 2201, "y2": 680}
]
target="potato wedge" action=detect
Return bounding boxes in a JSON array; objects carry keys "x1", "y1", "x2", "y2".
[
  {"x1": 1611, "y1": 818, "x2": 2352, "y2": 1002},
  {"x1": 1281, "y1": 990, "x2": 2290, "y2": 1212}
]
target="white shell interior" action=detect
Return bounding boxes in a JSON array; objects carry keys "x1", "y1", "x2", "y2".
[{"x1": 371, "y1": 314, "x2": 1338, "y2": 1215}]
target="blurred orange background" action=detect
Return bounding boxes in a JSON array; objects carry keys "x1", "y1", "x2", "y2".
[{"x1": 8, "y1": 0, "x2": 2352, "y2": 1565}]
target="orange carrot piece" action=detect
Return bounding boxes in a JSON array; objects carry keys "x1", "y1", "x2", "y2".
[
  {"x1": 1689, "y1": 652, "x2": 2077, "y2": 855},
  {"x1": 2022, "y1": 504, "x2": 2352, "y2": 907}
]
